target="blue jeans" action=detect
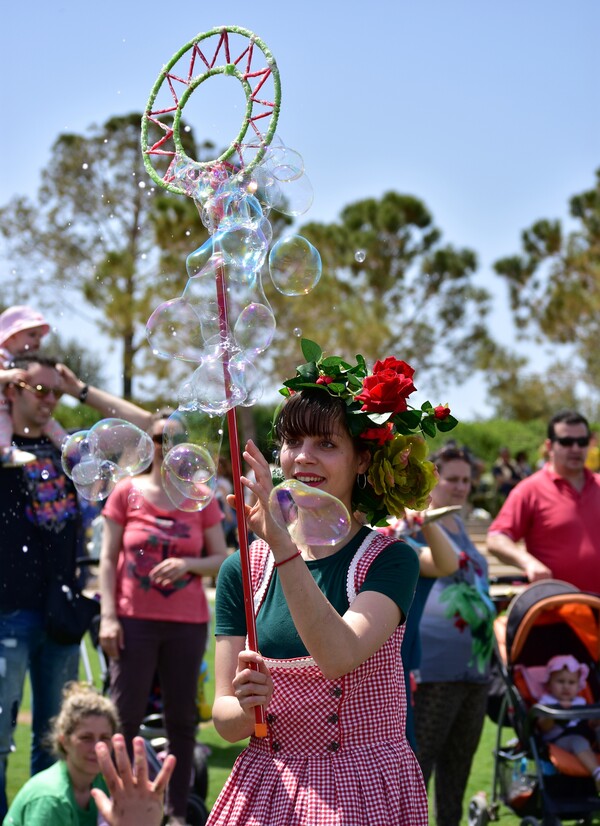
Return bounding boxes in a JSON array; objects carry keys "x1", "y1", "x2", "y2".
[{"x1": 0, "y1": 610, "x2": 79, "y2": 817}]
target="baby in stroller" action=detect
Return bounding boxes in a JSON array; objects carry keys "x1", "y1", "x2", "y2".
[{"x1": 537, "y1": 654, "x2": 600, "y2": 792}]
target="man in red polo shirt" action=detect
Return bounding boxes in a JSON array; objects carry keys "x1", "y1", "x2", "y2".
[{"x1": 487, "y1": 410, "x2": 600, "y2": 593}]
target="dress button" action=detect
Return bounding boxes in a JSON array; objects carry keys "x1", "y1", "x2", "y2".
[
  {"x1": 327, "y1": 741, "x2": 340, "y2": 752},
  {"x1": 327, "y1": 713, "x2": 339, "y2": 724},
  {"x1": 266, "y1": 713, "x2": 277, "y2": 724},
  {"x1": 272, "y1": 741, "x2": 280, "y2": 752},
  {"x1": 330, "y1": 687, "x2": 342, "y2": 697}
]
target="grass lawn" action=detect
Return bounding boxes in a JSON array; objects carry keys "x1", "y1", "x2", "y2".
[{"x1": 7, "y1": 632, "x2": 600, "y2": 825}]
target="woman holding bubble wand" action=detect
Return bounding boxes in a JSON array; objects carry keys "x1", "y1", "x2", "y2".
[{"x1": 207, "y1": 340, "x2": 457, "y2": 826}]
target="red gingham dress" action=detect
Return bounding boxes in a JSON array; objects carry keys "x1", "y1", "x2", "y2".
[{"x1": 207, "y1": 530, "x2": 428, "y2": 825}]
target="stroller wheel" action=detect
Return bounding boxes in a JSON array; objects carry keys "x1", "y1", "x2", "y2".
[
  {"x1": 186, "y1": 793, "x2": 209, "y2": 826},
  {"x1": 467, "y1": 792, "x2": 490, "y2": 826}
]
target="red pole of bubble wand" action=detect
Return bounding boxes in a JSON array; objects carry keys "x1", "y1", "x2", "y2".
[
  {"x1": 141, "y1": 26, "x2": 282, "y2": 740},
  {"x1": 215, "y1": 264, "x2": 268, "y2": 739}
]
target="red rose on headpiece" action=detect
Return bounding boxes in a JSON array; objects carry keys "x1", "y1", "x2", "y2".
[
  {"x1": 356, "y1": 358, "x2": 416, "y2": 414},
  {"x1": 360, "y1": 425, "x2": 394, "y2": 445},
  {"x1": 434, "y1": 404, "x2": 451, "y2": 420}
]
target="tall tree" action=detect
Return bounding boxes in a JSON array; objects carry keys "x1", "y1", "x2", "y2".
[
  {"x1": 0, "y1": 113, "x2": 204, "y2": 399},
  {"x1": 493, "y1": 167, "x2": 600, "y2": 396},
  {"x1": 265, "y1": 191, "x2": 493, "y2": 392}
]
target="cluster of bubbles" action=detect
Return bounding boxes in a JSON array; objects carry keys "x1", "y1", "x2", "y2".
[
  {"x1": 61, "y1": 419, "x2": 153, "y2": 501},
  {"x1": 141, "y1": 136, "x2": 325, "y2": 515},
  {"x1": 63, "y1": 133, "x2": 346, "y2": 541}
]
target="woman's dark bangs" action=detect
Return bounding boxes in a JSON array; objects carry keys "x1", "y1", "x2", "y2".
[{"x1": 275, "y1": 391, "x2": 346, "y2": 443}]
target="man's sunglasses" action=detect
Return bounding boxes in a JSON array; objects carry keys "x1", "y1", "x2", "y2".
[
  {"x1": 553, "y1": 436, "x2": 590, "y2": 448},
  {"x1": 16, "y1": 380, "x2": 63, "y2": 400}
]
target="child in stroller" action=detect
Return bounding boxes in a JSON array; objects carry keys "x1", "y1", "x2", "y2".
[
  {"x1": 536, "y1": 655, "x2": 600, "y2": 793},
  {"x1": 468, "y1": 579, "x2": 600, "y2": 826}
]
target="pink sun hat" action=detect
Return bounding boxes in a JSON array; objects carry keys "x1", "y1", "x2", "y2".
[
  {"x1": 0, "y1": 306, "x2": 50, "y2": 348},
  {"x1": 545, "y1": 654, "x2": 589, "y2": 691}
]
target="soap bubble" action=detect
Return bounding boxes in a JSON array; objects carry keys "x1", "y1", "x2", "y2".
[
  {"x1": 268, "y1": 235, "x2": 322, "y2": 296},
  {"x1": 190, "y1": 359, "x2": 247, "y2": 415},
  {"x1": 88, "y1": 419, "x2": 154, "y2": 476},
  {"x1": 218, "y1": 226, "x2": 269, "y2": 271},
  {"x1": 146, "y1": 298, "x2": 203, "y2": 362},
  {"x1": 266, "y1": 172, "x2": 314, "y2": 217},
  {"x1": 293, "y1": 327, "x2": 302, "y2": 337},
  {"x1": 163, "y1": 409, "x2": 225, "y2": 463},
  {"x1": 355, "y1": 250, "x2": 366, "y2": 263},
  {"x1": 161, "y1": 443, "x2": 216, "y2": 510},
  {"x1": 233, "y1": 302, "x2": 276, "y2": 354},
  {"x1": 127, "y1": 488, "x2": 144, "y2": 510},
  {"x1": 229, "y1": 354, "x2": 264, "y2": 407},
  {"x1": 61, "y1": 431, "x2": 92, "y2": 477},
  {"x1": 268, "y1": 481, "x2": 351, "y2": 546},
  {"x1": 61, "y1": 420, "x2": 153, "y2": 501}
]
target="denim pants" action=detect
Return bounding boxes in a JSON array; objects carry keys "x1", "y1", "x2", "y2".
[{"x1": 0, "y1": 609, "x2": 79, "y2": 817}]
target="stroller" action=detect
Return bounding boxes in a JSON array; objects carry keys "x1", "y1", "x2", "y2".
[{"x1": 468, "y1": 579, "x2": 600, "y2": 826}]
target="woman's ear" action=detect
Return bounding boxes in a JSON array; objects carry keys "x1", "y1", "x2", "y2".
[{"x1": 357, "y1": 448, "x2": 371, "y2": 475}]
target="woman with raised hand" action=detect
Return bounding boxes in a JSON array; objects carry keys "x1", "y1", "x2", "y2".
[{"x1": 4, "y1": 682, "x2": 118, "y2": 825}]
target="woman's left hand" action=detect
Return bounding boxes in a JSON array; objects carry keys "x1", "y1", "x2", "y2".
[
  {"x1": 149, "y1": 558, "x2": 190, "y2": 586},
  {"x1": 238, "y1": 440, "x2": 291, "y2": 548},
  {"x1": 92, "y1": 734, "x2": 175, "y2": 826}
]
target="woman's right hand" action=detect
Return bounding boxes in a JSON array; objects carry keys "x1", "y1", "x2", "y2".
[
  {"x1": 99, "y1": 616, "x2": 124, "y2": 660},
  {"x1": 232, "y1": 650, "x2": 273, "y2": 717}
]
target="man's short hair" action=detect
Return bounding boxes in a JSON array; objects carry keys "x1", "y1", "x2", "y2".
[
  {"x1": 9, "y1": 353, "x2": 59, "y2": 372},
  {"x1": 547, "y1": 409, "x2": 590, "y2": 441}
]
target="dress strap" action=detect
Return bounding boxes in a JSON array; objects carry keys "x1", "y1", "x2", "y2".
[{"x1": 346, "y1": 530, "x2": 395, "y2": 603}]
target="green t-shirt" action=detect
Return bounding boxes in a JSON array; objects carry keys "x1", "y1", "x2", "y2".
[
  {"x1": 4, "y1": 760, "x2": 109, "y2": 826},
  {"x1": 215, "y1": 527, "x2": 419, "y2": 658}
]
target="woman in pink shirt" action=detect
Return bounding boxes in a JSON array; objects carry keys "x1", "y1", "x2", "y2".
[{"x1": 99, "y1": 411, "x2": 228, "y2": 826}]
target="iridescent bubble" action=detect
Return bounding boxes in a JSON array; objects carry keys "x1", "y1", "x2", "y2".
[
  {"x1": 162, "y1": 444, "x2": 216, "y2": 510},
  {"x1": 71, "y1": 458, "x2": 118, "y2": 501},
  {"x1": 229, "y1": 354, "x2": 264, "y2": 407},
  {"x1": 186, "y1": 235, "x2": 219, "y2": 277},
  {"x1": 217, "y1": 225, "x2": 269, "y2": 271},
  {"x1": 268, "y1": 235, "x2": 322, "y2": 296},
  {"x1": 233, "y1": 302, "x2": 276, "y2": 354},
  {"x1": 161, "y1": 468, "x2": 212, "y2": 512},
  {"x1": 163, "y1": 409, "x2": 225, "y2": 464},
  {"x1": 355, "y1": 250, "x2": 366, "y2": 263},
  {"x1": 293, "y1": 327, "x2": 302, "y2": 337},
  {"x1": 268, "y1": 481, "x2": 351, "y2": 546},
  {"x1": 145, "y1": 298, "x2": 203, "y2": 362},
  {"x1": 128, "y1": 488, "x2": 144, "y2": 510},
  {"x1": 190, "y1": 359, "x2": 246, "y2": 415},
  {"x1": 61, "y1": 431, "x2": 91, "y2": 477},
  {"x1": 267, "y1": 172, "x2": 314, "y2": 217},
  {"x1": 88, "y1": 419, "x2": 154, "y2": 476}
]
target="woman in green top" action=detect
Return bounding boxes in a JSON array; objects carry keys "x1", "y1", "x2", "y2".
[{"x1": 4, "y1": 682, "x2": 119, "y2": 825}]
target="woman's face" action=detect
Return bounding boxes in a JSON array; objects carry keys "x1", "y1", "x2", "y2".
[
  {"x1": 279, "y1": 424, "x2": 370, "y2": 511},
  {"x1": 61, "y1": 715, "x2": 114, "y2": 780},
  {"x1": 430, "y1": 459, "x2": 472, "y2": 507},
  {"x1": 151, "y1": 420, "x2": 169, "y2": 464}
]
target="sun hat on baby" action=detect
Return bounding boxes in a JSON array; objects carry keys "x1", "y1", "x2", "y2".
[
  {"x1": 0, "y1": 306, "x2": 50, "y2": 348},
  {"x1": 545, "y1": 654, "x2": 589, "y2": 691}
]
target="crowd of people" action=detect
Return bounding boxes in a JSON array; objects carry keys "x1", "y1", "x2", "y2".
[{"x1": 1, "y1": 303, "x2": 600, "y2": 825}]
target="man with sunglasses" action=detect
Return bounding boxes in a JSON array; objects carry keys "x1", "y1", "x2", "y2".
[
  {"x1": 487, "y1": 409, "x2": 600, "y2": 593},
  {"x1": 0, "y1": 354, "x2": 152, "y2": 818}
]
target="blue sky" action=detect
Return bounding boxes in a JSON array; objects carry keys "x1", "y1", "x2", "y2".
[{"x1": 1, "y1": 1, "x2": 598, "y2": 418}]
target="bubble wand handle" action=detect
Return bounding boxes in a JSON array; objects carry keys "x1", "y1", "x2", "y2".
[{"x1": 215, "y1": 263, "x2": 268, "y2": 739}]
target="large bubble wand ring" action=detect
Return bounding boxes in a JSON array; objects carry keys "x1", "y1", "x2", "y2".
[{"x1": 142, "y1": 26, "x2": 284, "y2": 738}]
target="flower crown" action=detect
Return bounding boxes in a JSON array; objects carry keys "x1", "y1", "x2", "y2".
[{"x1": 278, "y1": 339, "x2": 458, "y2": 525}]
